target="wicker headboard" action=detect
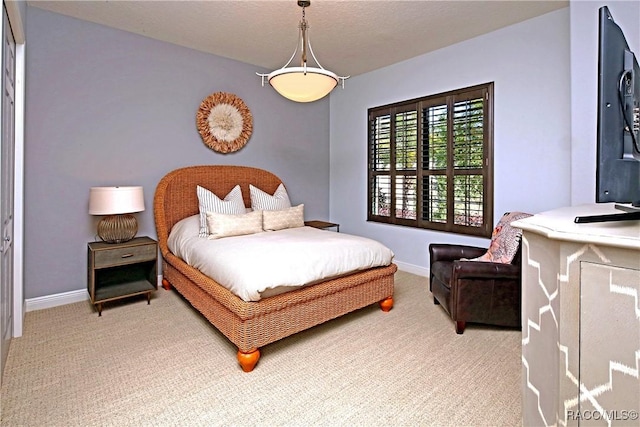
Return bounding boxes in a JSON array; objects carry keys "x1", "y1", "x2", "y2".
[{"x1": 154, "y1": 165, "x2": 283, "y2": 256}]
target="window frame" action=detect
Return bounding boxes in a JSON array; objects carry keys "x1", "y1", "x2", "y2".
[{"x1": 367, "y1": 82, "x2": 494, "y2": 238}]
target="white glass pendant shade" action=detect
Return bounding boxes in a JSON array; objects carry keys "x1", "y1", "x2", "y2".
[{"x1": 268, "y1": 67, "x2": 338, "y2": 102}]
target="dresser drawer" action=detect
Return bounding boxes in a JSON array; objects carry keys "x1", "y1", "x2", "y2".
[{"x1": 93, "y1": 243, "x2": 156, "y2": 268}]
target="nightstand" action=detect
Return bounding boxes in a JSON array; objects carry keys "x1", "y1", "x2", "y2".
[
  {"x1": 87, "y1": 236, "x2": 158, "y2": 316},
  {"x1": 304, "y1": 220, "x2": 340, "y2": 232}
]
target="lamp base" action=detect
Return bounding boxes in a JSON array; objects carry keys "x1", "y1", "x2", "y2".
[{"x1": 97, "y1": 214, "x2": 138, "y2": 244}]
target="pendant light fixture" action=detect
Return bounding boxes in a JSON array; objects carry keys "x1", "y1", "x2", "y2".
[{"x1": 257, "y1": 0, "x2": 349, "y2": 103}]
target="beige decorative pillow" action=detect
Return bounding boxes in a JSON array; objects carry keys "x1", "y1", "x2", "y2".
[
  {"x1": 263, "y1": 204, "x2": 305, "y2": 231},
  {"x1": 206, "y1": 210, "x2": 263, "y2": 239}
]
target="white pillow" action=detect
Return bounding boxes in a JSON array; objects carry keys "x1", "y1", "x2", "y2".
[
  {"x1": 167, "y1": 214, "x2": 200, "y2": 256},
  {"x1": 197, "y1": 185, "x2": 246, "y2": 237},
  {"x1": 250, "y1": 183, "x2": 291, "y2": 211},
  {"x1": 206, "y1": 210, "x2": 263, "y2": 239},
  {"x1": 263, "y1": 204, "x2": 305, "y2": 231}
]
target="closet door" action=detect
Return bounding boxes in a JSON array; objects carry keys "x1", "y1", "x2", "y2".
[{"x1": 0, "y1": 6, "x2": 15, "y2": 380}]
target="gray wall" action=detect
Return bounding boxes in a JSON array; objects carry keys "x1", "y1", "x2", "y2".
[
  {"x1": 24, "y1": 7, "x2": 330, "y2": 299},
  {"x1": 329, "y1": 8, "x2": 571, "y2": 273}
]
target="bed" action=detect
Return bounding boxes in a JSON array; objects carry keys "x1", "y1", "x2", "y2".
[{"x1": 154, "y1": 165, "x2": 397, "y2": 372}]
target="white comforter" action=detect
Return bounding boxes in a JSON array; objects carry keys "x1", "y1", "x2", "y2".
[{"x1": 167, "y1": 215, "x2": 394, "y2": 301}]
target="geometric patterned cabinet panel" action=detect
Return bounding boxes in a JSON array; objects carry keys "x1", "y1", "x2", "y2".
[
  {"x1": 513, "y1": 204, "x2": 640, "y2": 427},
  {"x1": 581, "y1": 262, "x2": 639, "y2": 426}
]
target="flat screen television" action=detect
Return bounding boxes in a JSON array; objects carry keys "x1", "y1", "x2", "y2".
[{"x1": 582, "y1": 5, "x2": 640, "y2": 223}]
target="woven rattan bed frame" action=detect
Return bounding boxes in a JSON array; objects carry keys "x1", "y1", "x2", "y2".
[{"x1": 154, "y1": 165, "x2": 397, "y2": 372}]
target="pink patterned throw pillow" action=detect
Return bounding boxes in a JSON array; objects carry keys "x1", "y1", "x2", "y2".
[{"x1": 469, "y1": 211, "x2": 532, "y2": 263}]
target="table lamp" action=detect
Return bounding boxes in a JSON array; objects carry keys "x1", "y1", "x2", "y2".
[{"x1": 89, "y1": 186, "x2": 145, "y2": 243}]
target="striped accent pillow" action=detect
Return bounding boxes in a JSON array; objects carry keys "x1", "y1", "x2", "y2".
[
  {"x1": 249, "y1": 183, "x2": 291, "y2": 211},
  {"x1": 206, "y1": 210, "x2": 263, "y2": 239},
  {"x1": 197, "y1": 185, "x2": 246, "y2": 237},
  {"x1": 263, "y1": 204, "x2": 305, "y2": 231}
]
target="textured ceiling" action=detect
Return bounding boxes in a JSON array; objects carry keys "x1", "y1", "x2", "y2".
[{"x1": 29, "y1": 0, "x2": 569, "y2": 77}]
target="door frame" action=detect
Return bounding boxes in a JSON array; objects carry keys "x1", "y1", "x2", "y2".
[{"x1": 3, "y1": 1, "x2": 26, "y2": 338}]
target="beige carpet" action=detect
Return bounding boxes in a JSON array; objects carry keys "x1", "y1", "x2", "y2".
[{"x1": 0, "y1": 271, "x2": 521, "y2": 426}]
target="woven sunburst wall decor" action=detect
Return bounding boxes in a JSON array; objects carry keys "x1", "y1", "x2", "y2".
[{"x1": 196, "y1": 92, "x2": 253, "y2": 154}]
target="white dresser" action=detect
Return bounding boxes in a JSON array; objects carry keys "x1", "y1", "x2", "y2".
[{"x1": 513, "y1": 204, "x2": 640, "y2": 426}]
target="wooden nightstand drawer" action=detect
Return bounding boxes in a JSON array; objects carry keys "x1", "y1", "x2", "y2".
[{"x1": 93, "y1": 244, "x2": 156, "y2": 268}]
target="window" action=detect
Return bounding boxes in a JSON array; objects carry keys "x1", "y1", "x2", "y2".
[{"x1": 368, "y1": 83, "x2": 494, "y2": 237}]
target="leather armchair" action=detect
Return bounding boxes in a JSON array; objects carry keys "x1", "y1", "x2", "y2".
[{"x1": 428, "y1": 242, "x2": 522, "y2": 334}]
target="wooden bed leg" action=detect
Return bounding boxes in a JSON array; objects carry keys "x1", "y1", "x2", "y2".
[
  {"x1": 237, "y1": 349, "x2": 261, "y2": 372},
  {"x1": 161, "y1": 278, "x2": 172, "y2": 290},
  {"x1": 379, "y1": 296, "x2": 394, "y2": 312}
]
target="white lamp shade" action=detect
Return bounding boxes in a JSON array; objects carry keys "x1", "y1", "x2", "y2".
[
  {"x1": 268, "y1": 67, "x2": 338, "y2": 102},
  {"x1": 89, "y1": 186, "x2": 145, "y2": 215}
]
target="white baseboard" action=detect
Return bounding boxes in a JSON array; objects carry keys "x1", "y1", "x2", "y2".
[
  {"x1": 25, "y1": 266, "x2": 428, "y2": 312},
  {"x1": 26, "y1": 289, "x2": 88, "y2": 312},
  {"x1": 395, "y1": 260, "x2": 429, "y2": 277}
]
